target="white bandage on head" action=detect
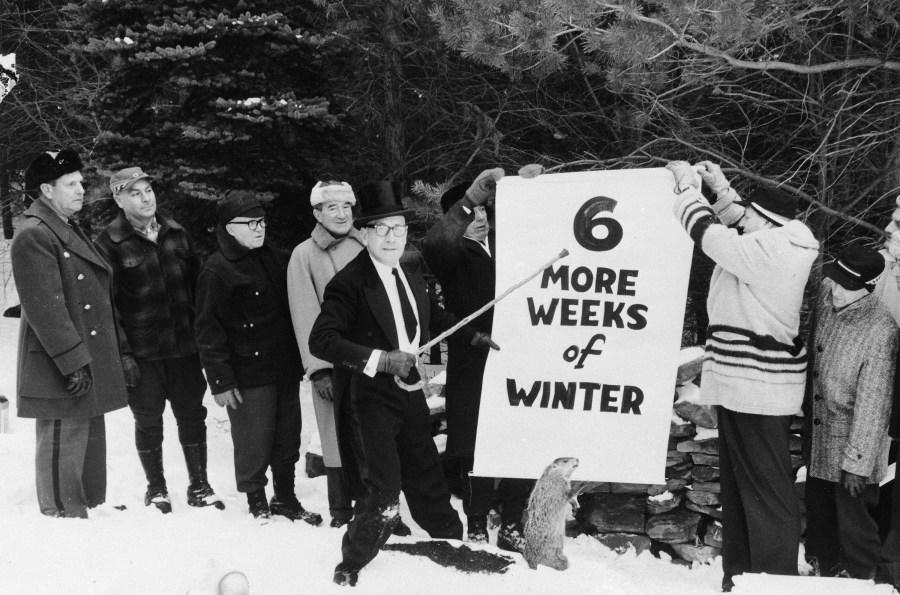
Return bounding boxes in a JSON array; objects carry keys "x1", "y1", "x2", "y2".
[{"x1": 310, "y1": 181, "x2": 356, "y2": 207}]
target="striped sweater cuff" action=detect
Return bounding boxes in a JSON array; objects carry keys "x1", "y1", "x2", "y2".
[{"x1": 675, "y1": 194, "x2": 715, "y2": 243}]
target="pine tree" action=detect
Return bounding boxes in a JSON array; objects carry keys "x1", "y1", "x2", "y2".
[{"x1": 69, "y1": 0, "x2": 346, "y2": 251}]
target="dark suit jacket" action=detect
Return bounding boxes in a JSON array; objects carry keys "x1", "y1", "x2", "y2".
[{"x1": 309, "y1": 250, "x2": 472, "y2": 492}]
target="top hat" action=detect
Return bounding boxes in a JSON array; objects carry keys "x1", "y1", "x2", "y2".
[
  {"x1": 354, "y1": 180, "x2": 413, "y2": 227},
  {"x1": 823, "y1": 242, "x2": 885, "y2": 291}
]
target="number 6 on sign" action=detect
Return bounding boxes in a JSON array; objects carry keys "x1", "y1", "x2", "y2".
[{"x1": 573, "y1": 196, "x2": 623, "y2": 252}]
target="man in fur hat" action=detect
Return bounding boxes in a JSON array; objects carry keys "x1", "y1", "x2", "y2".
[
  {"x1": 11, "y1": 149, "x2": 129, "y2": 517},
  {"x1": 667, "y1": 160, "x2": 819, "y2": 590}
]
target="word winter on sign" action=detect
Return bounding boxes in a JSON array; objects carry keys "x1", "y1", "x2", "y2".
[
  {"x1": 473, "y1": 168, "x2": 692, "y2": 482},
  {"x1": 506, "y1": 378, "x2": 644, "y2": 414}
]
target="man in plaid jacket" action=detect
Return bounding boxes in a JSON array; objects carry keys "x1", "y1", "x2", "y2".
[{"x1": 96, "y1": 166, "x2": 223, "y2": 514}]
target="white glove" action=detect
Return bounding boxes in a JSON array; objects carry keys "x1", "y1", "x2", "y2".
[
  {"x1": 666, "y1": 161, "x2": 701, "y2": 194},
  {"x1": 695, "y1": 161, "x2": 731, "y2": 195}
]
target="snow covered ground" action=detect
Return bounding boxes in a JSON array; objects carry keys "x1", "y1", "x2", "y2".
[{"x1": 0, "y1": 315, "x2": 894, "y2": 594}]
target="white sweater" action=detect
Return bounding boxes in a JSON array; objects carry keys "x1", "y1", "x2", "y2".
[{"x1": 675, "y1": 189, "x2": 820, "y2": 415}]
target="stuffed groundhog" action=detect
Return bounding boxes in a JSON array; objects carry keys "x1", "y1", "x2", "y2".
[{"x1": 523, "y1": 457, "x2": 580, "y2": 571}]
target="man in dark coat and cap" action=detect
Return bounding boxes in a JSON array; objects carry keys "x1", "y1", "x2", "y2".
[
  {"x1": 195, "y1": 190, "x2": 321, "y2": 525},
  {"x1": 422, "y1": 168, "x2": 534, "y2": 552},
  {"x1": 310, "y1": 185, "x2": 499, "y2": 586},
  {"x1": 11, "y1": 149, "x2": 129, "y2": 518}
]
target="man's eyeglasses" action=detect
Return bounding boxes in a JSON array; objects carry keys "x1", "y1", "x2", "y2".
[
  {"x1": 229, "y1": 218, "x2": 267, "y2": 232},
  {"x1": 367, "y1": 223, "x2": 408, "y2": 238}
]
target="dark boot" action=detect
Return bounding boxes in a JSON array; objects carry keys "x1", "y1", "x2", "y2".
[
  {"x1": 326, "y1": 467, "x2": 353, "y2": 528},
  {"x1": 467, "y1": 515, "x2": 488, "y2": 544},
  {"x1": 247, "y1": 488, "x2": 270, "y2": 519},
  {"x1": 137, "y1": 448, "x2": 171, "y2": 514},
  {"x1": 496, "y1": 522, "x2": 526, "y2": 553},
  {"x1": 182, "y1": 443, "x2": 225, "y2": 510},
  {"x1": 270, "y1": 469, "x2": 323, "y2": 526}
]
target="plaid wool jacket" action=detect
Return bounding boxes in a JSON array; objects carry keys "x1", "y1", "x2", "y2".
[{"x1": 96, "y1": 211, "x2": 202, "y2": 360}]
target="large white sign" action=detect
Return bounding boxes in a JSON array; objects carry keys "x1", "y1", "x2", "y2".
[{"x1": 472, "y1": 168, "x2": 693, "y2": 483}]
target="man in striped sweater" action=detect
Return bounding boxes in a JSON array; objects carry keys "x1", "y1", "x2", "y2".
[{"x1": 667, "y1": 161, "x2": 819, "y2": 591}]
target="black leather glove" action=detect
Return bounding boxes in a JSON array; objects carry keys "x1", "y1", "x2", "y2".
[
  {"x1": 377, "y1": 350, "x2": 417, "y2": 378},
  {"x1": 310, "y1": 369, "x2": 334, "y2": 401},
  {"x1": 65, "y1": 365, "x2": 92, "y2": 397},
  {"x1": 471, "y1": 332, "x2": 500, "y2": 350},
  {"x1": 121, "y1": 355, "x2": 141, "y2": 389}
]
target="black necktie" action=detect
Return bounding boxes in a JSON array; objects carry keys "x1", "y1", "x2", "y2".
[{"x1": 392, "y1": 268, "x2": 417, "y2": 343}]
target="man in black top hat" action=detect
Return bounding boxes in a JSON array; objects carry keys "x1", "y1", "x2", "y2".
[
  {"x1": 195, "y1": 190, "x2": 321, "y2": 525},
  {"x1": 309, "y1": 189, "x2": 498, "y2": 586},
  {"x1": 11, "y1": 149, "x2": 129, "y2": 517},
  {"x1": 806, "y1": 242, "x2": 898, "y2": 580}
]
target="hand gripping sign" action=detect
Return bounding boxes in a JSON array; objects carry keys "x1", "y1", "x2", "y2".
[{"x1": 472, "y1": 169, "x2": 693, "y2": 483}]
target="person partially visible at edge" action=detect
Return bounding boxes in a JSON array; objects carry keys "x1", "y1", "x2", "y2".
[
  {"x1": 96, "y1": 166, "x2": 223, "y2": 514},
  {"x1": 309, "y1": 189, "x2": 499, "y2": 587},
  {"x1": 421, "y1": 165, "x2": 542, "y2": 553},
  {"x1": 873, "y1": 203, "x2": 900, "y2": 588},
  {"x1": 805, "y1": 242, "x2": 898, "y2": 580},
  {"x1": 11, "y1": 149, "x2": 129, "y2": 518},
  {"x1": 286, "y1": 179, "x2": 411, "y2": 535},
  {"x1": 194, "y1": 190, "x2": 321, "y2": 525},
  {"x1": 667, "y1": 160, "x2": 819, "y2": 591}
]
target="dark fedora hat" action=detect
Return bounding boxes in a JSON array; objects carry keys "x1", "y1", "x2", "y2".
[
  {"x1": 738, "y1": 186, "x2": 798, "y2": 226},
  {"x1": 354, "y1": 180, "x2": 413, "y2": 227},
  {"x1": 440, "y1": 182, "x2": 468, "y2": 214},
  {"x1": 823, "y1": 242, "x2": 885, "y2": 291}
]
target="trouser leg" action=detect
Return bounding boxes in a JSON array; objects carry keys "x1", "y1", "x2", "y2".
[
  {"x1": 269, "y1": 381, "x2": 301, "y2": 480},
  {"x1": 835, "y1": 482, "x2": 881, "y2": 578},
  {"x1": 805, "y1": 477, "x2": 839, "y2": 575},
  {"x1": 498, "y1": 477, "x2": 533, "y2": 526},
  {"x1": 128, "y1": 359, "x2": 166, "y2": 452},
  {"x1": 460, "y1": 455, "x2": 493, "y2": 519},
  {"x1": 397, "y1": 390, "x2": 461, "y2": 539},
  {"x1": 35, "y1": 417, "x2": 97, "y2": 518},
  {"x1": 227, "y1": 384, "x2": 277, "y2": 493},
  {"x1": 82, "y1": 416, "x2": 107, "y2": 508},
  {"x1": 718, "y1": 407, "x2": 800, "y2": 576},
  {"x1": 165, "y1": 355, "x2": 208, "y2": 447}
]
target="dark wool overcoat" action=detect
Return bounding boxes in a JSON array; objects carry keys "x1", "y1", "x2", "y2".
[
  {"x1": 422, "y1": 197, "x2": 495, "y2": 458},
  {"x1": 11, "y1": 199, "x2": 128, "y2": 419}
]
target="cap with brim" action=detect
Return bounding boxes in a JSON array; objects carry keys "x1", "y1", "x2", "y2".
[
  {"x1": 823, "y1": 243, "x2": 885, "y2": 291},
  {"x1": 217, "y1": 190, "x2": 265, "y2": 225},
  {"x1": 110, "y1": 167, "x2": 151, "y2": 195},
  {"x1": 736, "y1": 186, "x2": 797, "y2": 227},
  {"x1": 355, "y1": 204, "x2": 415, "y2": 227}
]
